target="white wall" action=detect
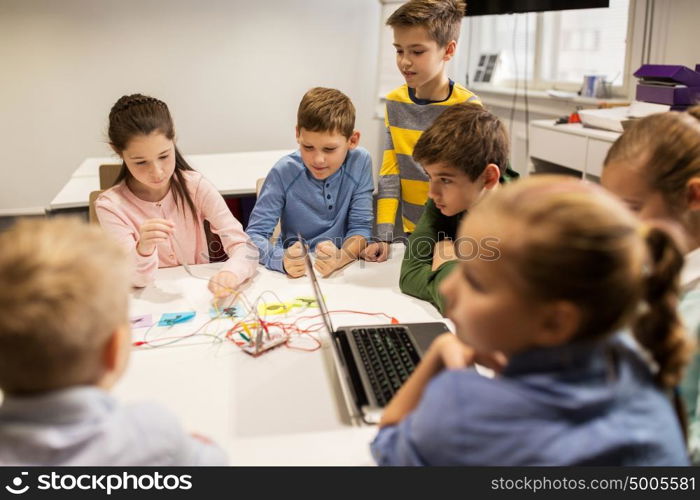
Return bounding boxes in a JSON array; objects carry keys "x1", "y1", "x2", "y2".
[
  {"x1": 650, "y1": 0, "x2": 700, "y2": 69},
  {"x1": 0, "y1": 0, "x2": 381, "y2": 212}
]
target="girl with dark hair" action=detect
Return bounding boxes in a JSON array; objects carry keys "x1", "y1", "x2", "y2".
[{"x1": 95, "y1": 94, "x2": 258, "y2": 294}]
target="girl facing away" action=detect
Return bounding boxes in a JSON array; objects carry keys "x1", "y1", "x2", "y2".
[
  {"x1": 601, "y1": 106, "x2": 700, "y2": 462},
  {"x1": 96, "y1": 94, "x2": 258, "y2": 294},
  {"x1": 371, "y1": 175, "x2": 691, "y2": 465}
]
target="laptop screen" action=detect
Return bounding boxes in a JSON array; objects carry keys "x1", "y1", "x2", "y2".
[{"x1": 299, "y1": 235, "x2": 335, "y2": 335}]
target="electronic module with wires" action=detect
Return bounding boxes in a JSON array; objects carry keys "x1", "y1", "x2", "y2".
[
  {"x1": 227, "y1": 321, "x2": 293, "y2": 357},
  {"x1": 143, "y1": 243, "x2": 394, "y2": 356}
]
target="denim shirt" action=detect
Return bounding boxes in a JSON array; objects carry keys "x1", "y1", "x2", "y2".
[
  {"x1": 371, "y1": 337, "x2": 689, "y2": 466},
  {"x1": 246, "y1": 147, "x2": 374, "y2": 273}
]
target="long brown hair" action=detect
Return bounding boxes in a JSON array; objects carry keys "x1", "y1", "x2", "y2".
[
  {"x1": 108, "y1": 94, "x2": 198, "y2": 220},
  {"x1": 471, "y1": 175, "x2": 691, "y2": 390}
]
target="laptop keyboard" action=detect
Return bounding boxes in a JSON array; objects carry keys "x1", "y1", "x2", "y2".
[{"x1": 352, "y1": 327, "x2": 420, "y2": 406}]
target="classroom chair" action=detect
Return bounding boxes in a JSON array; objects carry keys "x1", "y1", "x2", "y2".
[
  {"x1": 88, "y1": 164, "x2": 121, "y2": 224},
  {"x1": 99, "y1": 163, "x2": 122, "y2": 190},
  {"x1": 88, "y1": 190, "x2": 104, "y2": 224}
]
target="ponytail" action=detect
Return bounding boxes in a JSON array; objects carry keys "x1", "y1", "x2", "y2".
[{"x1": 632, "y1": 227, "x2": 691, "y2": 389}]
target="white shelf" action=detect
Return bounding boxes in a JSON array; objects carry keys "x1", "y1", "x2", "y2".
[{"x1": 529, "y1": 119, "x2": 621, "y2": 180}]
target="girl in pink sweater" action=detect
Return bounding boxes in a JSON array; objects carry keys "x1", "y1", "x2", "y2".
[{"x1": 95, "y1": 94, "x2": 258, "y2": 294}]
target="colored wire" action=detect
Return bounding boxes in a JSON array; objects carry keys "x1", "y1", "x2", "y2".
[{"x1": 135, "y1": 253, "x2": 398, "y2": 357}]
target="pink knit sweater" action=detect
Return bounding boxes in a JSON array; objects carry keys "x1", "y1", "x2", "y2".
[{"x1": 95, "y1": 170, "x2": 258, "y2": 288}]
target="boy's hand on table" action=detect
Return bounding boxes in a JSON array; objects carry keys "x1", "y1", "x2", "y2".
[
  {"x1": 313, "y1": 240, "x2": 348, "y2": 277},
  {"x1": 283, "y1": 241, "x2": 306, "y2": 278},
  {"x1": 432, "y1": 239, "x2": 457, "y2": 271},
  {"x1": 361, "y1": 241, "x2": 390, "y2": 262}
]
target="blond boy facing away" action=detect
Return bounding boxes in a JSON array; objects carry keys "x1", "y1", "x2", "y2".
[{"x1": 0, "y1": 218, "x2": 226, "y2": 465}]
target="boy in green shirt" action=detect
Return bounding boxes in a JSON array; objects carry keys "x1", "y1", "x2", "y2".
[{"x1": 399, "y1": 103, "x2": 518, "y2": 313}]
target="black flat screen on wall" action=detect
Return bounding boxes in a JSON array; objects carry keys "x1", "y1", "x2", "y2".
[{"x1": 466, "y1": 0, "x2": 609, "y2": 16}]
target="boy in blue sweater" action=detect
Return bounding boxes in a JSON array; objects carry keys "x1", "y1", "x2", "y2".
[{"x1": 246, "y1": 87, "x2": 374, "y2": 277}]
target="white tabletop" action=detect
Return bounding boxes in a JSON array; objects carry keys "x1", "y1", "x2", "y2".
[
  {"x1": 49, "y1": 149, "x2": 292, "y2": 211},
  {"x1": 112, "y1": 244, "x2": 450, "y2": 465}
]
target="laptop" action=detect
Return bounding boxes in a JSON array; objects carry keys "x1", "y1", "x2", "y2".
[{"x1": 301, "y1": 239, "x2": 449, "y2": 424}]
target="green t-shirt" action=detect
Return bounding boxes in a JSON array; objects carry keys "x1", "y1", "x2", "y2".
[{"x1": 399, "y1": 166, "x2": 519, "y2": 314}]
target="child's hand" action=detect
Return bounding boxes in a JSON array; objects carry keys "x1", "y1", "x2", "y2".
[
  {"x1": 474, "y1": 351, "x2": 508, "y2": 374},
  {"x1": 361, "y1": 241, "x2": 390, "y2": 262},
  {"x1": 431, "y1": 239, "x2": 457, "y2": 271},
  {"x1": 283, "y1": 241, "x2": 306, "y2": 278},
  {"x1": 136, "y1": 218, "x2": 175, "y2": 256},
  {"x1": 314, "y1": 240, "x2": 345, "y2": 277},
  {"x1": 208, "y1": 270, "x2": 239, "y2": 299},
  {"x1": 430, "y1": 333, "x2": 507, "y2": 373},
  {"x1": 429, "y1": 333, "x2": 478, "y2": 369},
  {"x1": 379, "y1": 332, "x2": 478, "y2": 428}
]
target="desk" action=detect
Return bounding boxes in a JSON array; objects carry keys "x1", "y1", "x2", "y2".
[
  {"x1": 529, "y1": 120, "x2": 621, "y2": 180},
  {"x1": 49, "y1": 150, "x2": 292, "y2": 211},
  {"x1": 112, "y1": 244, "x2": 449, "y2": 465}
]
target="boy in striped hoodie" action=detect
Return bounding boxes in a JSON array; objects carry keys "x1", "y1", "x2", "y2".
[{"x1": 363, "y1": 0, "x2": 481, "y2": 262}]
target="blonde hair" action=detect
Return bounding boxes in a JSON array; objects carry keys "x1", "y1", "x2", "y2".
[
  {"x1": 604, "y1": 107, "x2": 700, "y2": 213},
  {"x1": 468, "y1": 175, "x2": 690, "y2": 389},
  {"x1": 0, "y1": 217, "x2": 131, "y2": 394},
  {"x1": 386, "y1": 0, "x2": 466, "y2": 47},
  {"x1": 297, "y1": 87, "x2": 356, "y2": 138}
]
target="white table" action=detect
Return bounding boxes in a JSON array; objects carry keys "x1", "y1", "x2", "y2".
[
  {"x1": 529, "y1": 119, "x2": 621, "y2": 180},
  {"x1": 112, "y1": 244, "x2": 450, "y2": 465},
  {"x1": 48, "y1": 149, "x2": 292, "y2": 211}
]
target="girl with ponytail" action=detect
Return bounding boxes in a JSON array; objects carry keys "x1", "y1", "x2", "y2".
[
  {"x1": 372, "y1": 175, "x2": 690, "y2": 465},
  {"x1": 602, "y1": 106, "x2": 700, "y2": 461},
  {"x1": 95, "y1": 94, "x2": 258, "y2": 294}
]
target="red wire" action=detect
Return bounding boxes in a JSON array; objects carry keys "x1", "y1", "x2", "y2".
[{"x1": 138, "y1": 309, "x2": 397, "y2": 355}]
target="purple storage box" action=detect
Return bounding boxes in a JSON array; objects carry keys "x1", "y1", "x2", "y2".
[
  {"x1": 634, "y1": 64, "x2": 700, "y2": 87},
  {"x1": 636, "y1": 84, "x2": 700, "y2": 106}
]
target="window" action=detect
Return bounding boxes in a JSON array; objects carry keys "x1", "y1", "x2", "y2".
[
  {"x1": 470, "y1": 13, "x2": 537, "y2": 83},
  {"x1": 462, "y1": 0, "x2": 631, "y2": 92}
]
